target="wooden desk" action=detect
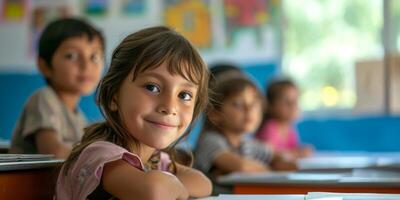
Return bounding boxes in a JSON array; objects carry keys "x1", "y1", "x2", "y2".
[
  {"x1": 218, "y1": 170, "x2": 400, "y2": 195},
  {"x1": 0, "y1": 160, "x2": 63, "y2": 200}
]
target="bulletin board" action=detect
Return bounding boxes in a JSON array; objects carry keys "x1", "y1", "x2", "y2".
[{"x1": 0, "y1": 0, "x2": 281, "y2": 72}]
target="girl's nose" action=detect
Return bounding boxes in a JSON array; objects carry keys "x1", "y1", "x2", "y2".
[{"x1": 156, "y1": 95, "x2": 177, "y2": 115}]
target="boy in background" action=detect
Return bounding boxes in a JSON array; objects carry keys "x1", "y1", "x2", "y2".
[{"x1": 10, "y1": 18, "x2": 105, "y2": 158}]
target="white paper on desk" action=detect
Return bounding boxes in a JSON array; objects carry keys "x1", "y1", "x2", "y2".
[
  {"x1": 215, "y1": 194, "x2": 305, "y2": 200},
  {"x1": 306, "y1": 192, "x2": 400, "y2": 200}
]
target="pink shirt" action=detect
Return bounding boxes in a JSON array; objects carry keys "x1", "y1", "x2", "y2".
[
  {"x1": 55, "y1": 141, "x2": 171, "y2": 200},
  {"x1": 255, "y1": 119, "x2": 299, "y2": 151}
]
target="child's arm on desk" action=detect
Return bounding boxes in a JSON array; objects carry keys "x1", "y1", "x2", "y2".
[
  {"x1": 103, "y1": 159, "x2": 189, "y2": 200},
  {"x1": 175, "y1": 163, "x2": 212, "y2": 198},
  {"x1": 36, "y1": 129, "x2": 72, "y2": 158},
  {"x1": 214, "y1": 150, "x2": 269, "y2": 173}
]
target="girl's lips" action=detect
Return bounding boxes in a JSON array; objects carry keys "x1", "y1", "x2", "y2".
[{"x1": 145, "y1": 119, "x2": 178, "y2": 129}]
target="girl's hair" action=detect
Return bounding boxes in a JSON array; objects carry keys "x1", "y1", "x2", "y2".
[
  {"x1": 38, "y1": 17, "x2": 104, "y2": 85},
  {"x1": 266, "y1": 79, "x2": 297, "y2": 105},
  {"x1": 203, "y1": 76, "x2": 263, "y2": 133},
  {"x1": 64, "y1": 26, "x2": 209, "y2": 174},
  {"x1": 262, "y1": 78, "x2": 297, "y2": 121}
]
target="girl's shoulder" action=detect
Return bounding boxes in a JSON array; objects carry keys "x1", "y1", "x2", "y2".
[
  {"x1": 77, "y1": 141, "x2": 145, "y2": 171},
  {"x1": 56, "y1": 141, "x2": 145, "y2": 199}
]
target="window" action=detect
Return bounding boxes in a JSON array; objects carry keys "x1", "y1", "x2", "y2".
[{"x1": 283, "y1": 0, "x2": 383, "y2": 111}]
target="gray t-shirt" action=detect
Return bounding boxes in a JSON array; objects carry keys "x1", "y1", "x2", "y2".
[
  {"x1": 10, "y1": 86, "x2": 87, "y2": 154},
  {"x1": 194, "y1": 131, "x2": 273, "y2": 177}
]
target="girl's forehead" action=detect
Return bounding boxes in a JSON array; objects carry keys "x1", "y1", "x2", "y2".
[{"x1": 138, "y1": 62, "x2": 201, "y2": 84}]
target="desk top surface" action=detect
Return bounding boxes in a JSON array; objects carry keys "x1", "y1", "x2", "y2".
[
  {"x1": 0, "y1": 154, "x2": 63, "y2": 171},
  {"x1": 218, "y1": 169, "x2": 400, "y2": 186}
]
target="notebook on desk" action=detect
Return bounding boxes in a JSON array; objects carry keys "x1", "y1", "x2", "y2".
[{"x1": 0, "y1": 154, "x2": 54, "y2": 162}]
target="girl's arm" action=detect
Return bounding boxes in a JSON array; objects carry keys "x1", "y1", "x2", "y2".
[
  {"x1": 102, "y1": 159, "x2": 189, "y2": 200},
  {"x1": 175, "y1": 163, "x2": 212, "y2": 198},
  {"x1": 213, "y1": 150, "x2": 269, "y2": 173}
]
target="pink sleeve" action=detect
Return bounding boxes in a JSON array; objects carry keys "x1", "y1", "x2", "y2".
[
  {"x1": 288, "y1": 128, "x2": 300, "y2": 149},
  {"x1": 56, "y1": 141, "x2": 144, "y2": 200},
  {"x1": 159, "y1": 152, "x2": 172, "y2": 171}
]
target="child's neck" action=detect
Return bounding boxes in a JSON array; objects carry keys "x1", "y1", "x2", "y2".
[
  {"x1": 273, "y1": 119, "x2": 292, "y2": 135},
  {"x1": 132, "y1": 143, "x2": 156, "y2": 163},
  {"x1": 222, "y1": 130, "x2": 244, "y2": 148},
  {"x1": 54, "y1": 90, "x2": 81, "y2": 112}
]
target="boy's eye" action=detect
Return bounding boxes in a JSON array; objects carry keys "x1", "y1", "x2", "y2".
[
  {"x1": 145, "y1": 84, "x2": 160, "y2": 93},
  {"x1": 178, "y1": 92, "x2": 192, "y2": 101},
  {"x1": 91, "y1": 53, "x2": 102, "y2": 64},
  {"x1": 65, "y1": 52, "x2": 78, "y2": 60}
]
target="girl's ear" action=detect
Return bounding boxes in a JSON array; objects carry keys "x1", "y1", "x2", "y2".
[
  {"x1": 37, "y1": 58, "x2": 52, "y2": 78},
  {"x1": 110, "y1": 96, "x2": 118, "y2": 111}
]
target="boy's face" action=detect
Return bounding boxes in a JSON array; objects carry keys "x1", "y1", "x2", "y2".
[
  {"x1": 216, "y1": 86, "x2": 263, "y2": 135},
  {"x1": 44, "y1": 35, "x2": 104, "y2": 95},
  {"x1": 114, "y1": 62, "x2": 198, "y2": 150}
]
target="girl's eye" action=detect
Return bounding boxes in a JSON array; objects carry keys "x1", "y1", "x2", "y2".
[
  {"x1": 178, "y1": 92, "x2": 192, "y2": 101},
  {"x1": 145, "y1": 84, "x2": 160, "y2": 93},
  {"x1": 65, "y1": 52, "x2": 78, "y2": 60},
  {"x1": 232, "y1": 101, "x2": 243, "y2": 108}
]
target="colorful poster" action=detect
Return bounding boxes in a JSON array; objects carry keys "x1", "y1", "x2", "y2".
[
  {"x1": 1, "y1": 0, "x2": 28, "y2": 22},
  {"x1": 164, "y1": 0, "x2": 212, "y2": 49},
  {"x1": 29, "y1": 4, "x2": 71, "y2": 57},
  {"x1": 224, "y1": 0, "x2": 280, "y2": 48},
  {"x1": 120, "y1": 0, "x2": 146, "y2": 16},
  {"x1": 0, "y1": 0, "x2": 3, "y2": 22},
  {"x1": 82, "y1": 0, "x2": 109, "y2": 17}
]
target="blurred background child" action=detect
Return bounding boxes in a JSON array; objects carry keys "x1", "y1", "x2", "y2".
[
  {"x1": 255, "y1": 79, "x2": 313, "y2": 159},
  {"x1": 194, "y1": 67, "x2": 296, "y2": 194},
  {"x1": 9, "y1": 18, "x2": 104, "y2": 158}
]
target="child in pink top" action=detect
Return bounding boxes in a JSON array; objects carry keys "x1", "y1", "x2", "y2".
[
  {"x1": 56, "y1": 26, "x2": 212, "y2": 200},
  {"x1": 255, "y1": 79, "x2": 313, "y2": 159}
]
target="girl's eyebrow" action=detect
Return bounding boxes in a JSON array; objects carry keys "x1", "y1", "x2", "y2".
[{"x1": 140, "y1": 72, "x2": 197, "y2": 88}]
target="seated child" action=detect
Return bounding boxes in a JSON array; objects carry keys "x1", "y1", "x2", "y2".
[
  {"x1": 194, "y1": 70, "x2": 296, "y2": 194},
  {"x1": 255, "y1": 79, "x2": 313, "y2": 159},
  {"x1": 55, "y1": 26, "x2": 212, "y2": 199},
  {"x1": 10, "y1": 18, "x2": 104, "y2": 158}
]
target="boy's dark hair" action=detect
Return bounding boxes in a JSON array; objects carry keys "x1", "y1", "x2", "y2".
[{"x1": 38, "y1": 17, "x2": 104, "y2": 83}]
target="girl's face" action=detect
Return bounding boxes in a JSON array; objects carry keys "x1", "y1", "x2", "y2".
[
  {"x1": 114, "y1": 62, "x2": 198, "y2": 150},
  {"x1": 270, "y1": 86, "x2": 299, "y2": 122},
  {"x1": 214, "y1": 86, "x2": 263, "y2": 135},
  {"x1": 44, "y1": 36, "x2": 104, "y2": 95}
]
